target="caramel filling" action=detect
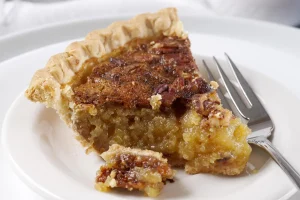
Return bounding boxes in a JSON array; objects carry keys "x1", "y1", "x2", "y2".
[{"x1": 71, "y1": 35, "x2": 251, "y2": 176}]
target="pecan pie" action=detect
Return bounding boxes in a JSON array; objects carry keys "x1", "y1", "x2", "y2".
[
  {"x1": 26, "y1": 8, "x2": 251, "y2": 176},
  {"x1": 95, "y1": 144, "x2": 175, "y2": 197}
]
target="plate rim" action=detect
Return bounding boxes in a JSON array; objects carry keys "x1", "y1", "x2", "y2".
[{"x1": 1, "y1": 92, "x2": 61, "y2": 200}]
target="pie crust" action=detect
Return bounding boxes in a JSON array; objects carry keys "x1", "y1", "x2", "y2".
[{"x1": 25, "y1": 8, "x2": 184, "y2": 125}]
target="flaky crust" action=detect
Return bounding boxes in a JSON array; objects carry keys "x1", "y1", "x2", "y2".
[
  {"x1": 25, "y1": 8, "x2": 185, "y2": 124},
  {"x1": 101, "y1": 144, "x2": 168, "y2": 163}
]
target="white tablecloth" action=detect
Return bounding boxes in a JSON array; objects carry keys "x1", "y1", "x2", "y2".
[{"x1": 0, "y1": 0, "x2": 299, "y2": 199}]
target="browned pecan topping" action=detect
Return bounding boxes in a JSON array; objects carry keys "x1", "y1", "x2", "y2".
[
  {"x1": 191, "y1": 93, "x2": 221, "y2": 116},
  {"x1": 154, "y1": 84, "x2": 169, "y2": 94},
  {"x1": 109, "y1": 57, "x2": 125, "y2": 66},
  {"x1": 74, "y1": 36, "x2": 212, "y2": 109},
  {"x1": 203, "y1": 100, "x2": 215, "y2": 111}
]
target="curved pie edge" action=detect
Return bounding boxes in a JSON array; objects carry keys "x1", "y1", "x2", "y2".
[{"x1": 25, "y1": 7, "x2": 186, "y2": 124}]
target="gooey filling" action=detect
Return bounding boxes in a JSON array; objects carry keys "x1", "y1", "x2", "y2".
[{"x1": 71, "y1": 35, "x2": 251, "y2": 175}]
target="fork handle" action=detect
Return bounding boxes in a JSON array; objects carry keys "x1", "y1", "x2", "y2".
[{"x1": 248, "y1": 136, "x2": 300, "y2": 189}]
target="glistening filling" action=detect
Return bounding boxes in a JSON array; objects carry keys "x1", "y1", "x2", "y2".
[{"x1": 72, "y1": 35, "x2": 251, "y2": 175}]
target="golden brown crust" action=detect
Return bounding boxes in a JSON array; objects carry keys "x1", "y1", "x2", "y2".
[
  {"x1": 25, "y1": 8, "x2": 185, "y2": 124},
  {"x1": 101, "y1": 144, "x2": 167, "y2": 163}
]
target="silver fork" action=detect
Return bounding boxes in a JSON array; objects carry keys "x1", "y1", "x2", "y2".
[{"x1": 203, "y1": 53, "x2": 300, "y2": 188}]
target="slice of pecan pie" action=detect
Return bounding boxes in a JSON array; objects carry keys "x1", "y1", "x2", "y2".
[
  {"x1": 25, "y1": 8, "x2": 251, "y2": 175},
  {"x1": 95, "y1": 144, "x2": 175, "y2": 197}
]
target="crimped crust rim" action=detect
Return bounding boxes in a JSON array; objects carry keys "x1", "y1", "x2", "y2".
[{"x1": 25, "y1": 8, "x2": 185, "y2": 106}]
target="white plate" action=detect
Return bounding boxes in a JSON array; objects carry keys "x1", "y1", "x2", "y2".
[{"x1": 2, "y1": 16, "x2": 300, "y2": 200}]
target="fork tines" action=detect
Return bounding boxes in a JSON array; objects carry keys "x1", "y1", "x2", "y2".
[{"x1": 202, "y1": 53, "x2": 270, "y2": 124}]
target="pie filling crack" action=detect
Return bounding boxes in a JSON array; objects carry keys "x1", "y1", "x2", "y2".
[{"x1": 25, "y1": 7, "x2": 251, "y2": 196}]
